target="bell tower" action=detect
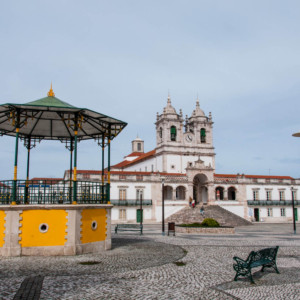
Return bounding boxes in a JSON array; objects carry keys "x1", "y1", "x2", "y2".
[
  {"x1": 155, "y1": 95, "x2": 215, "y2": 173},
  {"x1": 155, "y1": 95, "x2": 184, "y2": 148},
  {"x1": 184, "y1": 97, "x2": 215, "y2": 169}
]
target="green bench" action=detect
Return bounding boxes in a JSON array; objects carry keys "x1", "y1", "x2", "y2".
[
  {"x1": 233, "y1": 246, "x2": 279, "y2": 283},
  {"x1": 115, "y1": 224, "x2": 143, "y2": 235}
]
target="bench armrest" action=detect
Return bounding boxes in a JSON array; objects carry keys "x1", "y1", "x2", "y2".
[{"x1": 233, "y1": 256, "x2": 247, "y2": 266}]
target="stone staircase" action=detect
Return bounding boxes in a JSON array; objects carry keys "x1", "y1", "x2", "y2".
[{"x1": 166, "y1": 205, "x2": 252, "y2": 227}]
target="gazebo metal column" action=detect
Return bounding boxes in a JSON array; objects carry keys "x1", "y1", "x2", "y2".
[
  {"x1": 65, "y1": 138, "x2": 74, "y2": 203},
  {"x1": 101, "y1": 134, "x2": 105, "y2": 202},
  {"x1": 73, "y1": 126, "x2": 78, "y2": 204},
  {"x1": 12, "y1": 110, "x2": 20, "y2": 205},
  {"x1": 24, "y1": 137, "x2": 33, "y2": 203},
  {"x1": 107, "y1": 126, "x2": 111, "y2": 203}
]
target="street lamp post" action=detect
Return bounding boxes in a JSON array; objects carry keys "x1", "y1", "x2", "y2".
[
  {"x1": 162, "y1": 177, "x2": 165, "y2": 236},
  {"x1": 139, "y1": 193, "x2": 143, "y2": 229},
  {"x1": 292, "y1": 131, "x2": 300, "y2": 234},
  {"x1": 291, "y1": 187, "x2": 296, "y2": 235}
]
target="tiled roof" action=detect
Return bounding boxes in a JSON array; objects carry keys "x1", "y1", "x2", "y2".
[
  {"x1": 126, "y1": 152, "x2": 144, "y2": 157},
  {"x1": 110, "y1": 171, "x2": 186, "y2": 176},
  {"x1": 214, "y1": 174, "x2": 294, "y2": 180},
  {"x1": 66, "y1": 170, "x2": 101, "y2": 175},
  {"x1": 30, "y1": 178, "x2": 63, "y2": 184},
  {"x1": 0, "y1": 182, "x2": 10, "y2": 188},
  {"x1": 112, "y1": 149, "x2": 156, "y2": 169},
  {"x1": 68, "y1": 170, "x2": 186, "y2": 177},
  {"x1": 30, "y1": 177, "x2": 63, "y2": 181}
]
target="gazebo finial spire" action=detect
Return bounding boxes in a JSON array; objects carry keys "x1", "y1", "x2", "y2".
[{"x1": 47, "y1": 83, "x2": 55, "y2": 97}]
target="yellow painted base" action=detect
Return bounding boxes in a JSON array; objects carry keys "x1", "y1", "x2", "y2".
[
  {"x1": 0, "y1": 205, "x2": 112, "y2": 256},
  {"x1": 81, "y1": 209, "x2": 107, "y2": 244},
  {"x1": 19, "y1": 210, "x2": 67, "y2": 247},
  {"x1": 0, "y1": 211, "x2": 5, "y2": 247}
]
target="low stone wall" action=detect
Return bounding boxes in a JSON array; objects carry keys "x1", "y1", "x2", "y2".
[
  {"x1": 0, "y1": 204, "x2": 112, "y2": 256},
  {"x1": 176, "y1": 226, "x2": 235, "y2": 234}
]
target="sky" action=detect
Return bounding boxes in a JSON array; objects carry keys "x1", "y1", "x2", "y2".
[{"x1": 0, "y1": 0, "x2": 300, "y2": 180}]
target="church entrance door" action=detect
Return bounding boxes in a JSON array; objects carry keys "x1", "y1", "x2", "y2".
[{"x1": 193, "y1": 174, "x2": 208, "y2": 205}]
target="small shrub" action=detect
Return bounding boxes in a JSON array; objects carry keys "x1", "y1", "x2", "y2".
[
  {"x1": 179, "y1": 222, "x2": 202, "y2": 227},
  {"x1": 201, "y1": 218, "x2": 220, "y2": 227},
  {"x1": 174, "y1": 261, "x2": 186, "y2": 266},
  {"x1": 79, "y1": 261, "x2": 101, "y2": 265}
]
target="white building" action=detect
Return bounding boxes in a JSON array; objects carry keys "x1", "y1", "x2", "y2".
[{"x1": 65, "y1": 96, "x2": 300, "y2": 224}]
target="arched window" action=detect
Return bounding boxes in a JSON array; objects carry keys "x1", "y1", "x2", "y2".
[
  {"x1": 164, "y1": 186, "x2": 173, "y2": 200},
  {"x1": 159, "y1": 127, "x2": 163, "y2": 138},
  {"x1": 176, "y1": 186, "x2": 186, "y2": 200},
  {"x1": 137, "y1": 143, "x2": 141, "y2": 151},
  {"x1": 200, "y1": 128, "x2": 206, "y2": 143},
  {"x1": 228, "y1": 187, "x2": 236, "y2": 200},
  {"x1": 170, "y1": 126, "x2": 177, "y2": 141},
  {"x1": 215, "y1": 187, "x2": 224, "y2": 200}
]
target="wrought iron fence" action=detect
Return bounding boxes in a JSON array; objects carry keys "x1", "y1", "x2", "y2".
[
  {"x1": 0, "y1": 180, "x2": 108, "y2": 204},
  {"x1": 247, "y1": 200, "x2": 300, "y2": 206},
  {"x1": 110, "y1": 199, "x2": 152, "y2": 206}
]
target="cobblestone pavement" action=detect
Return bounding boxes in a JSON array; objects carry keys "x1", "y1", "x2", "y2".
[{"x1": 0, "y1": 224, "x2": 299, "y2": 300}]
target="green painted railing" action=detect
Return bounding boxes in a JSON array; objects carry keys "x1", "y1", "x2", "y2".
[
  {"x1": 110, "y1": 199, "x2": 152, "y2": 206},
  {"x1": 0, "y1": 180, "x2": 108, "y2": 204},
  {"x1": 247, "y1": 200, "x2": 300, "y2": 206}
]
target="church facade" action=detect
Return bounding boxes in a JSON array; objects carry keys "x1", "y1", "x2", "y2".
[{"x1": 65, "y1": 96, "x2": 300, "y2": 224}]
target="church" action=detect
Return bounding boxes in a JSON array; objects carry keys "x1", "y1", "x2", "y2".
[{"x1": 65, "y1": 96, "x2": 300, "y2": 224}]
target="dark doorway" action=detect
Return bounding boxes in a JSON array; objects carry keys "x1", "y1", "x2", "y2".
[
  {"x1": 136, "y1": 209, "x2": 143, "y2": 223},
  {"x1": 254, "y1": 208, "x2": 259, "y2": 222}
]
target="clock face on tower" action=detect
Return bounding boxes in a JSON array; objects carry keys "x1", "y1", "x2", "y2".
[{"x1": 185, "y1": 134, "x2": 193, "y2": 142}]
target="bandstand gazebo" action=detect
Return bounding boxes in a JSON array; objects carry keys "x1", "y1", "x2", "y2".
[{"x1": 0, "y1": 86, "x2": 127, "y2": 256}]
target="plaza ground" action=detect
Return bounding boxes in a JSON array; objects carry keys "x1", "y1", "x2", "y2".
[{"x1": 0, "y1": 223, "x2": 299, "y2": 300}]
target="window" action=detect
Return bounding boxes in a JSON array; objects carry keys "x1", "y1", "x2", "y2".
[
  {"x1": 83, "y1": 174, "x2": 90, "y2": 180},
  {"x1": 137, "y1": 143, "x2": 141, "y2": 151},
  {"x1": 279, "y1": 190, "x2": 285, "y2": 201},
  {"x1": 216, "y1": 187, "x2": 224, "y2": 200},
  {"x1": 267, "y1": 208, "x2": 273, "y2": 217},
  {"x1": 119, "y1": 209, "x2": 127, "y2": 220},
  {"x1": 159, "y1": 127, "x2": 163, "y2": 138},
  {"x1": 266, "y1": 190, "x2": 272, "y2": 201},
  {"x1": 292, "y1": 190, "x2": 297, "y2": 200},
  {"x1": 119, "y1": 175, "x2": 126, "y2": 180},
  {"x1": 200, "y1": 128, "x2": 206, "y2": 143},
  {"x1": 136, "y1": 189, "x2": 143, "y2": 200},
  {"x1": 170, "y1": 126, "x2": 177, "y2": 141},
  {"x1": 136, "y1": 175, "x2": 143, "y2": 181},
  {"x1": 119, "y1": 189, "x2": 126, "y2": 201},
  {"x1": 253, "y1": 190, "x2": 259, "y2": 201},
  {"x1": 280, "y1": 208, "x2": 286, "y2": 217}
]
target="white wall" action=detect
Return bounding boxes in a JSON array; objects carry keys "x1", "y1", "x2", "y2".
[
  {"x1": 246, "y1": 185, "x2": 293, "y2": 200},
  {"x1": 124, "y1": 157, "x2": 156, "y2": 172},
  {"x1": 219, "y1": 205, "x2": 244, "y2": 218}
]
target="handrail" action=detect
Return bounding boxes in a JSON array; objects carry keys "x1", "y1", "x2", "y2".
[
  {"x1": 247, "y1": 200, "x2": 300, "y2": 206},
  {"x1": 110, "y1": 199, "x2": 152, "y2": 206},
  {"x1": 0, "y1": 179, "x2": 108, "y2": 204}
]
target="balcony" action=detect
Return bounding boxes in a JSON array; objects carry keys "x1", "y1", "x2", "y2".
[
  {"x1": 247, "y1": 200, "x2": 300, "y2": 206},
  {"x1": 110, "y1": 199, "x2": 152, "y2": 206}
]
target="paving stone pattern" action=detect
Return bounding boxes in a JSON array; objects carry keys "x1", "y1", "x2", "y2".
[{"x1": 0, "y1": 224, "x2": 299, "y2": 300}]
